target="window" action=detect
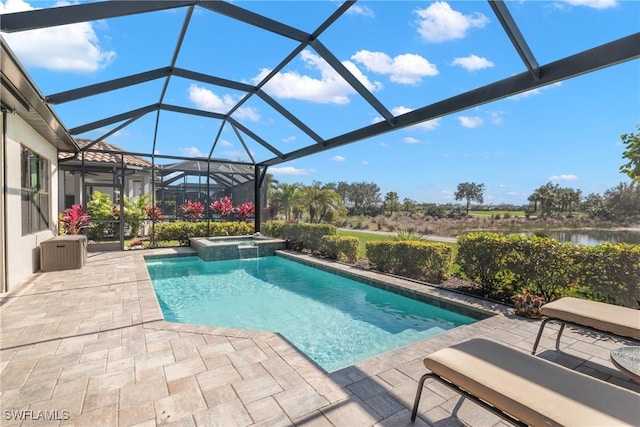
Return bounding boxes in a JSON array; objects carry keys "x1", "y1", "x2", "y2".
[{"x1": 21, "y1": 146, "x2": 50, "y2": 235}]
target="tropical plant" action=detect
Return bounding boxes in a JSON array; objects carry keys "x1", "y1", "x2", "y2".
[
  {"x1": 87, "y1": 190, "x2": 116, "y2": 239},
  {"x1": 236, "y1": 201, "x2": 255, "y2": 220},
  {"x1": 391, "y1": 229, "x2": 424, "y2": 241},
  {"x1": 210, "y1": 196, "x2": 234, "y2": 218},
  {"x1": 300, "y1": 182, "x2": 343, "y2": 223},
  {"x1": 124, "y1": 195, "x2": 149, "y2": 237},
  {"x1": 145, "y1": 204, "x2": 164, "y2": 222},
  {"x1": 271, "y1": 183, "x2": 300, "y2": 220},
  {"x1": 179, "y1": 199, "x2": 204, "y2": 220},
  {"x1": 61, "y1": 204, "x2": 91, "y2": 235}
]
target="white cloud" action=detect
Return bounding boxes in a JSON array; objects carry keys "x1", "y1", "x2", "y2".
[
  {"x1": 0, "y1": 0, "x2": 116, "y2": 72},
  {"x1": 414, "y1": 2, "x2": 489, "y2": 43},
  {"x1": 188, "y1": 84, "x2": 260, "y2": 121},
  {"x1": 362, "y1": 160, "x2": 369, "y2": 165},
  {"x1": 219, "y1": 139, "x2": 233, "y2": 147},
  {"x1": 403, "y1": 137, "x2": 421, "y2": 144},
  {"x1": 379, "y1": 142, "x2": 390, "y2": 148},
  {"x1": 451, "y1": 54, "x2": 494, "y2": 71},
  {"x1": 509, "y1": 82, "x2": 562, "y2": 100},
  {"x1": 253, "y1": 50, "x2": 382, "y2": 104},
  {"x1": 561, "y1": 0, "x2": 617, "y2": 9},
  {"x1": 270, "y1": 166, "x2": 315, "y2": 176},
  {"x1": 549, "y1": 174, "x2": 579, "y2": 182},
  {"x1": 441, "y1": 190, "x2": 454, "y2": 198},
  {"x1": 488, "y1": 110, "x2": 505, "y2": 125},
  {"x1": 346, "y1": 4, "x2": 375, "y2": 17},
  {"x1": 331, "y1": 155, "x2": 346, "y2": 162},
  {"x1": 282, "y1": 136, "x2": 296, "y2": 143},
  {"x1": 458, "y1": 116, "x2": 484, "y2": 128},
  {"x1": 179, "y1": 146, "x2": 205, "y2": 157},
  {"x1": 351, "y1": 50, "x2": 438, "y2": 85}
]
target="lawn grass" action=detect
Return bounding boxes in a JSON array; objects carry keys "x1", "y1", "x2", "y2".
[
  {"x1": 337, "y1": 229, "x2": 392, "y2": 258},
  {"x1": 337, "y1": 229, "x2": 458, "y2": 262}
]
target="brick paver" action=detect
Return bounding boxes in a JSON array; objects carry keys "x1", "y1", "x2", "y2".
[{"x1": 1, "y1": 249, "x2": 638, "y2": 426}]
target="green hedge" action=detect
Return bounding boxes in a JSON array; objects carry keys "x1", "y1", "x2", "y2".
[
  {"x1": 572, "y1": 242, "x2": 640, "y2": 307},
  {"x1": 455, "y1": 233, "x2": 516, "y2": 296},
  {"x1": 319, "y1": 235, "x2": 359, "y2": 263},
  {"x1": 154, "y1": 221, "x2": 254, "y2": 246},
  {"x1": 262, "y1": 221, "x2": 336, "y2": 252},
  {"x1": 366, "y1": 241, "x2": 452, "y2": 283},
  {"x1": 456, "y1": 232, "x2": 640, "y2": 307}
]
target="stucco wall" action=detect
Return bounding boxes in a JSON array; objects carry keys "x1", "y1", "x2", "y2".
[{"x1": 4, "y1": 113, "x2": 59, "y2": 291}]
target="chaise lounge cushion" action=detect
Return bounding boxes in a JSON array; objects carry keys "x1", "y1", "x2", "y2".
[
  {"x1": 423, "y1": 339, "x2": 639, "y2": 426},
  {"x1": 540, "y1": 297, "x2": 640, "y2": 341}
]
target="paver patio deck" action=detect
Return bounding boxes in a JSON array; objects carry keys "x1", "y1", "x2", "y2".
[{"x1": 1, "y1": 249, "x2": 638, "y2": 426}]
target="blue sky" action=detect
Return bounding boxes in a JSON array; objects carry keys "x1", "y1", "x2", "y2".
[{"x1": 1, "y1": 0, "x2": 639, "y2": 205}]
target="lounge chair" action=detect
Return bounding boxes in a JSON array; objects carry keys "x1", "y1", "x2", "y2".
[
  {"x1": 411, "y1": 338, "x2": 639, "y2": 426},
  {"x1": 531, "y1": 297, "x2": 640, "y2": 355}
]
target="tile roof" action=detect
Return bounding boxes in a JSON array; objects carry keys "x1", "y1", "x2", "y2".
[{"x1": 59, "y1": 140, "x2": 151, "y2": 168}]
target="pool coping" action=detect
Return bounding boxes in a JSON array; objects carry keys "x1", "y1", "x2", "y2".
[{"x1": 141, "y1": 247, "x2": 510, "y2": 374}]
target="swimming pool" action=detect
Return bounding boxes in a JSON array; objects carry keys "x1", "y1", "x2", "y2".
[{"x1": 146, "y1": 255, "x2": 479, "y2": 372}]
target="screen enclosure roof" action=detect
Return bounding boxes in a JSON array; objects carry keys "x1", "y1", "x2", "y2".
[{"x1": 1, "y1": 0, "x2": 638, "y2": 168}]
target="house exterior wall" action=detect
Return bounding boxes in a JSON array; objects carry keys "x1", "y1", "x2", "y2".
[
  {"x1": 1, "y1": 111, "x2": 5, "y2": 292},
  {"x1": 4, "y1": 112, "x2": 59, "y2": 291}
]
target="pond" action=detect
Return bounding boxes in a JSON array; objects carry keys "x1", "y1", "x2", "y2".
[{"x1": 535, "y1": 229, "x2": 640, "y2": 246}]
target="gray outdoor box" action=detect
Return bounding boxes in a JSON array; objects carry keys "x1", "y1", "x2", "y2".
[{"x1": 40, "y1": 235, "x2": 87, "y2": 272}]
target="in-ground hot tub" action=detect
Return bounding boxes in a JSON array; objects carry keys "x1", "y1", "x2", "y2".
[{"x1": 190, "y1": 235, "x2": 287, "y2": 261}]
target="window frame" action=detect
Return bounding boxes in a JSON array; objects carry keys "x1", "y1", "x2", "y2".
[{"x1": 20, "y1": 145, "x2": 50, "y2": 235}]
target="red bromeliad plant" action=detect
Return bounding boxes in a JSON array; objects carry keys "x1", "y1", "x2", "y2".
[
  {"x1": 179, "y1": 200, "x2": 204, "y2": 220},
  {"x1": 61, "y1": 204, "x2": 91, "y2": 235},
  {"x1": 210, "y1": 196, "x2": 234, "y2": 218},
  {"x1": 236, "y1": 201, "x2": 255, "y2": 220}
]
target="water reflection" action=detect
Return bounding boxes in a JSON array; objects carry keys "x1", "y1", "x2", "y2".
[{"x1": 540, "y1": 230, "x2": 640, "y2": 246}]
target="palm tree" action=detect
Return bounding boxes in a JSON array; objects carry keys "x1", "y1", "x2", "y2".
[
  {"x1": 527, "y1": 190, "x2": 541, "y2": 214},
  {"x1": 272, "y1": 183, "x2": 300, "y2": 221},
  {"x1": 299, "y1": 183, "x2": 343, "y2": 223}
]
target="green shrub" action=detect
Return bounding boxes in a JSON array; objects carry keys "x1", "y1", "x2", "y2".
[
  {"x1": 455, "y1": 233, "x2": 517, "y2": 296},
  {"x1": 366, "y1": 241, "x2": 452, "y2": 283},
  {"x1": 262, "y1": 221, "x2": 285, "y2": 239},
  {"x1": 209, "y1": 221, "x2": 254, "y2": 237},
  {"x1": 573, "y1": 242, "x2": 640, "y2": 307},
  {"x1": 154, "y1": 221, "x2": 253, "y2": 246},
  {"x1": 506, "y1": 235, "x2": 580, "y2": 303},
  {"x1": 154, "y1": 221, "x2": 206, "y2": 246},
  {"x1": 455, "y1": 232, "x2": 639, "y2": 306},
  {"x1": 263, "y1": 221, "x2": 336, "y2": 252},
  {"x1": 320, "y1": 235, "x2": 359, "y2": 263}
]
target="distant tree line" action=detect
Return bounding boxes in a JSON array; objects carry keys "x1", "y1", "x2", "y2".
[
  {"x1": 267, "y1": 177, "x2": 639, "y2": 223},
  {"x1": 264, "y1": 125, "x2": 640, "y2": 223}
]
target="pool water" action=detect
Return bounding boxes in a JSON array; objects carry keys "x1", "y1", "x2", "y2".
[{"x1": 146, "y1": 255, "x2": 478, "y2": 372}]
